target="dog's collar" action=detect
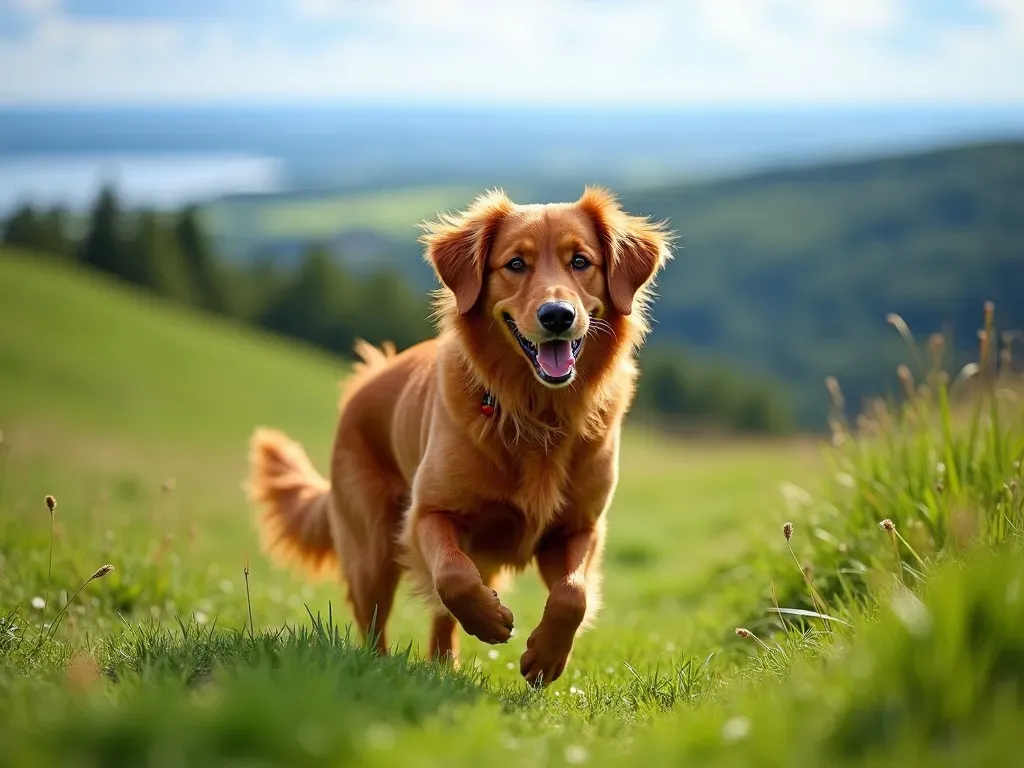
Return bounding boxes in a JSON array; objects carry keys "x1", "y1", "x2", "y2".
[{"x1": 481, "y1": 390, "x2": 496, "y2": 417}]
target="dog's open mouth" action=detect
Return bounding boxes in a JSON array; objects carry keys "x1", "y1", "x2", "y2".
[{"x1": 503, "y1": 314, "x2": 584, "y2": 385}]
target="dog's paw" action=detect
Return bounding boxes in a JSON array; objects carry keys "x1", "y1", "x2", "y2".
[
  {"x1": 519, "y1": 625, "x2": 573, "y2": 687},
  {"x1": 441, "y1": 584, "x2": 514, "y2": 645}
]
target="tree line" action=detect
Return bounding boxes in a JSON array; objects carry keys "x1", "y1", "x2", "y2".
[
  {"x1": 2, "y1": 186, "x2": 430, "y2": 355},
  {"x1": 2, "y1": 185, "x2": 792, "y2": 434}
]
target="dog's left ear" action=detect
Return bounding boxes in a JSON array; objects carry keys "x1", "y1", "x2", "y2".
[
  {"x1": 578, "y1": 187, "x2": 673, "y2": 316},
  {"x1": 420, "y1": 190, "x2": 514, "y2": 316}
]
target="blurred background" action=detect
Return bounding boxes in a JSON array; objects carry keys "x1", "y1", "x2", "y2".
[{"x1": 2, "y1": 0, "x2": 1023, "y2": 433}]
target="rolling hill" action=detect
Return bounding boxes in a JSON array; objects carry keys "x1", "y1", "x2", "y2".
[
  {"x1": 0, "y1": 247, "x2": 344, "y2": 458},
  {"x1": 9, "y1": 139, "x2": 1022, "y2": 429},
  {"x1": 0, "y1": 244, "x2": 813, "y2": 654},
  {"x1": 212, "y1": 140, "x2": 1022, "y2": 425},
  {"x1": 624, "y1": 141, "x2": 1024, "y2": 421}
]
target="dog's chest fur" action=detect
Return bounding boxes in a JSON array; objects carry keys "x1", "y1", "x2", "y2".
[{"x1": 457, "y1": 431, "x2": 584, "y2": 566}]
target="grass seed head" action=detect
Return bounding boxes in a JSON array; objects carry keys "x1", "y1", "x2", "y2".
[
  {"x1": 897, "y1": 365, "x2": 915, "y2": 398},
  {"x1": 735, "y1": 627, "x2": 753, "y2": 638},
  {"x1": 886, "y1": 313, "x2": 907, "y2": 334},
  {"x1": 828, "y1": 418, "x2": 846, "y2": 447},
  {"x1": 91, "y1": 564, "x2": 114, "y2": 580},
  {"x1": 44, "y1": 495, "x2": 56, "y2": 513},
  {"x1": 783, "y1": 521, "x2": 793, "y2": 541},
  {"x1": 928, "y1": 332, "x2": 945, "y2": 363},
  {"x1": 1000, "y1": 331, "x2": 1015, "y2": 370},
  {"x1": 824, "y1": 375, "x2": 844, "y2": 409},
  {"x1": 879, "y1": 519, "x2": 896, "y2": 533}
]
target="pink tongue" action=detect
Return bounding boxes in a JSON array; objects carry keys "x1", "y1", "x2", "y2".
[{"x1": 536, "y1": 340, "x2": 574, "y2": 378}]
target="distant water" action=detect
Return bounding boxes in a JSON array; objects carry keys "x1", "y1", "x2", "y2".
[
  {"x1": 1, "y1": 106, "x2": 1023, "y2": 213},
  {"x1": 0, "y1": 153, "x2": 283, "y2": 213}
]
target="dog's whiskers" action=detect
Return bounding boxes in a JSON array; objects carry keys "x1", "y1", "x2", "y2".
[{"x1": 587, "y1": 318, "x2": 617, "y2": 341}]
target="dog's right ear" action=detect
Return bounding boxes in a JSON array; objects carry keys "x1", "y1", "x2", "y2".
[{"x1": 419, "y1": 190, "x2": 514, "y2": 316}]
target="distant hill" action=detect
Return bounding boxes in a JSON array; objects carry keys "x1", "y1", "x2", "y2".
[
  {"x1": 12, "y1": 138, "x2": 1018, "y2": 429},
  {"x1": 195, "y1": 141, "x2": 1024, "y2": 426},
  {"x1": 622, "y1": 141, "x2": 1024, "y2": 423}
]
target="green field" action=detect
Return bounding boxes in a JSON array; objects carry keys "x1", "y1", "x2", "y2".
[
  {"x1": 202, "y1": 185, "x2": 484, "y2": 243},
  {"x1": 1, "y1": 248, "x2": 1022, "y2": 766}
]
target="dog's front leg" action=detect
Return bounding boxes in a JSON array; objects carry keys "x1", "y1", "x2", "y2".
[
  {"x1": 520, "y1": 526, "x2": 599, "y2": 686},
  {"x1": 415, "y1": 511, "x2": 514, "y2": 644}
]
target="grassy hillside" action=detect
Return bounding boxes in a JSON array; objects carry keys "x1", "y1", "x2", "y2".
[
  {"x1": 0, "y1": 247, "x2": 815, "y2": 654},
  {"x1": 2, "y1": 250, "x2": 1022, "y2": 766}
]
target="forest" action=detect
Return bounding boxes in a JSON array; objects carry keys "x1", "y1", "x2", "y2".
[{"x1": 2, "y1": 188, "x2": 787, "y2": 434}]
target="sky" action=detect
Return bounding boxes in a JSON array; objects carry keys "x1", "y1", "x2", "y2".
[{"x1": 1, "y1": 0, "x2": 1022, "y2": 106}]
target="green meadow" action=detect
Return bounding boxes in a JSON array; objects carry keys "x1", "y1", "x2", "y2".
[
  {"x1": 1, "y1": 248, "x2": 1022, "y2": 767},
  {"x1": 201, "y1": 185, "x2": 483, "y2": 242}
]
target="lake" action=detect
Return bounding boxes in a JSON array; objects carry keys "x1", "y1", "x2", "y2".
[{"x1": 0, "y1": 153, "x2": 283, "y2": 214}]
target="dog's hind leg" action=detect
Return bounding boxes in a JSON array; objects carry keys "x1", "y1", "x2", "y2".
[
  {"x1": 429, "y1": 613, "x2": 458, "y2": 661},
  {"x1": 344, "y1": 546, "x2": 401, "y2": 654},
  {"x1": 330, "y1": 442, "x2": 406, "y2": 655}
]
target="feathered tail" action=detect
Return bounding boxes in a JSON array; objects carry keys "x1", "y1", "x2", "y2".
[{"x1": 247, "y1": 428, "x2": 336, "y2": 578}]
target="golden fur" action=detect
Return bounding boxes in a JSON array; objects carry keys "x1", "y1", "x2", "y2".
[{"x1": 247, "y1": 187, "x2": 672, "y2": 685}]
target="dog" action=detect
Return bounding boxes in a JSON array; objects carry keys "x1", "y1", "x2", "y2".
[{"x1": 247, "y1": 187, "x2": 672, "y2": 686}]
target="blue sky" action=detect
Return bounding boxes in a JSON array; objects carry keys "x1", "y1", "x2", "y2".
[{"x1": 1, "y1": 0, "x2": 1021, "y2": 106}]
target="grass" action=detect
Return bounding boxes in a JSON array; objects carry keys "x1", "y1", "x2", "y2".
[{"x1": 2, "y1": 248, "x2": 1023, "y2": 766}]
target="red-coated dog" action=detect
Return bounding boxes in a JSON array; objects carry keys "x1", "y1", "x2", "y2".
[{"x1": 248, "y1": 188, "x2": 672, "y2": 685}]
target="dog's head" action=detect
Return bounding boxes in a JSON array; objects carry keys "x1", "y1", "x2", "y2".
[{"x1": 421, "y1": 188, "x2": 672, "y2": 389}]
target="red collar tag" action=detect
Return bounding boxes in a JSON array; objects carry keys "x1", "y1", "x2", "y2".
[{"x1": 480, "y1": 391, "x2": 496, "y2": 417}]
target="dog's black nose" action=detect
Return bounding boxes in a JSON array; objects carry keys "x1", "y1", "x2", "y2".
[{"x1": 537, "y1": 301, "x2": 576, "y2": 335}]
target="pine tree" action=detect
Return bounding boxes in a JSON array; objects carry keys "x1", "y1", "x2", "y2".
[
  {"x1": 78, "y1": 185, "x2": 130, "y2": 279},
  {"x1": 126, "y1": 211, "x2": 197, "y2": 297},
  {"x1": 174, "y1": 206, "x2": 227, "y2": 314},
  {"x1": 260, "y1": 246, "x2": 356, "y2": 353},
  {"x1": 40, "y1": 206, "x2": 73, "y2": 259},
  {"x1": 4, "y1": 203, "x2": 74, "y2": 258},
  {"x1": 357, "y1": 269, "x2": 430, "y2": 350},
  {"x1": 2, "y1": 203, "x2": 43, "y2": 250}
]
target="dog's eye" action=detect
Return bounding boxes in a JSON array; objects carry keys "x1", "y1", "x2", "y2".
[
  {"x1": 506, "y1": 257, "x2": 527, "y2": 273},
  {"x1": 571, "y1": 254, "x2": 591, "y2": 271}
]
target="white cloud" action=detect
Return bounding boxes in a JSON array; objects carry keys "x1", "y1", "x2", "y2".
[
  {"x1": 10, "y1": 0, "x2": 59, "y2": 12},
  {"x1": 0, "y1": 0, "x2": 1021, "y2": 105},
  {"x1": 34, "y1": 16, "x2": 183, "y2": 55},
  {"x1": 980, "y1": 0, "x2": 1024, "y2": 41}
]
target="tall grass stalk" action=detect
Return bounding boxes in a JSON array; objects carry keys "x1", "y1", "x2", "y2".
[
  {"x1": 40, "y1": 495, "x2": 56, "y2": 636},
  {"x1": 778, "y1": 303, "x2": 1024, "y2": 615},
  {"x1": 44, "y1": 564, "x2": 115, "y2": 641},
  {"x1": 244, "y1": 556, "x2": 255, "y2": 641},
  {"x1": 783, "y1": 523, "x2": 832, "y2": 630}
]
